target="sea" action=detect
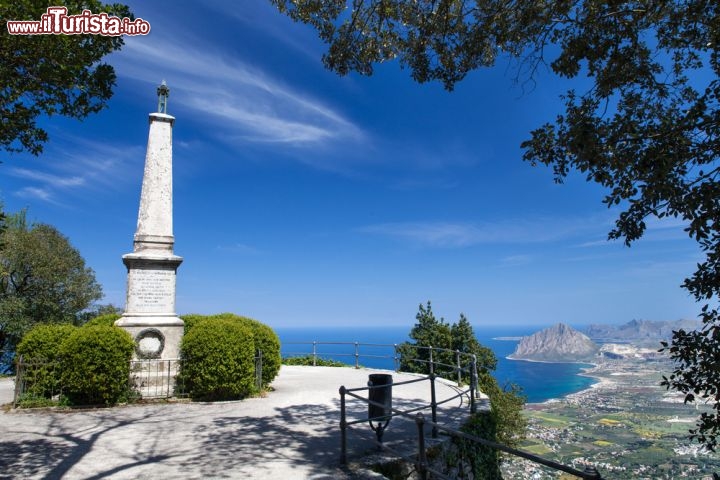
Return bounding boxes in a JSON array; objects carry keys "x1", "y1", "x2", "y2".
[{"x1": 276, "y1": 325, "x2": 597, "y2": 404}]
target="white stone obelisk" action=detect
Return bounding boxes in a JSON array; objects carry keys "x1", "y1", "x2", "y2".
[{"x1": 116, "y1": 81, "x2": 184, "y2": 361}]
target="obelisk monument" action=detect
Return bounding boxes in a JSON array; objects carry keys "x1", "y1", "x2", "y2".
[{"x1": 116, "y1": 81, "x2": 184, "y2": 360}]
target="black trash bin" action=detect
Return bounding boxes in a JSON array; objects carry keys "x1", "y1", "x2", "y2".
[{"x1": 368, "y1": 373, "x2": 393, "y2": 443}]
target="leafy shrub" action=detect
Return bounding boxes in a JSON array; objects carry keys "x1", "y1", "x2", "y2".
[
  {"x1": 83, "y1": 313, "x2": 121, "y2": 328},
  {"x1": 181, "y1": 313, "x2": 282, "y2": 388},
  {"x1": 179, "y1": 313, "x2": 207, "y2": 335},
  {"x1": 233, "y1": 316, "x2": 281, "y2": 388},
  {"x1": 16, "y1": 323, "x2": 77, "y2": 397},
  {"x1": 480, "y1": 374, "x2": 528, "y2": 448},
  {"x1": 456, "y1": 410, "x2": 502, "y2": 479},
  {"x1": 59, "y1": 326, "x2": 134, "y2": 405},
  {"x1": 15, "y1": 393, "x2": 66, "y2": 408},
  {"x1": 179, "y1": 319, "x2": 256, "y2": 400},
  {"x1": 17, "y1": 323, "x2": 77, "y2": 360},
  {"x1": 282, "y1": 355, "x2": 348, "y2": 367}
]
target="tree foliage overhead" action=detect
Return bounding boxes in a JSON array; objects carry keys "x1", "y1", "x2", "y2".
[
  {"x1": 0, "y1": 1, "x2": 132, "y2": 155},
  {"x1": 272, "y1": 0, "x2": 720, "y2": 449},
  {"x1": 0, "y1": 209, "x2": 102, "y2": 369}
]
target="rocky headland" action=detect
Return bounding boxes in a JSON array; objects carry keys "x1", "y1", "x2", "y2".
[{"x1": 509, "y1": 322, "x2": 599, "y2": 362}]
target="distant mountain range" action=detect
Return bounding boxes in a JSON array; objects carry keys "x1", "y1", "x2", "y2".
[
  {"x1": 583, "y1": 318, "x2": 701, "y2": 344},
  {"x1": 509, "y1": 323, "x2": 599, "y2": 363}
]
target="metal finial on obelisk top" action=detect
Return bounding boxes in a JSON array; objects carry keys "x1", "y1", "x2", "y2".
[{"x1": 157, "y1": 80, "x2": 169, "y2": 114}]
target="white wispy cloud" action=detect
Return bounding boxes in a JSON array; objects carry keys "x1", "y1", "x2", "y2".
[
  {"x1": 113, "y1": 35, "x2": 363, "y2": 147},
  {"x1": 8, "y1": 168, "x2": 85, "y2": 188},
  {"x1": 15, "y1": 186, "x2": 54, "y2": 202},
  {"x1": 52, "y1": 136, "x2": 145, "y2": 188},
  {"x1": 576, "y1": 238, "x2": 616, "y2": 248},
  {"x1": 8, "y1": 136, "x2": 144, "y2": 203},
  {"x1": 499, "y1": 254, "x2": 533, "y2": 266},
  {"x1": 360, "y1": 222, "x2": 484, "y2": 248},
  {"x1": 205, "y1": 0, "x2": 324, "y2": 62},
  {"x1": 624, "y1": 258, "x2": 699, "y2": 278},
  {"x1": 216, "y1": 243, "x2": 261, "y2": 255},
  {"x1": 359, "y1": 216, "x2": 611, "y2": 248},
  {"x1": 576, "y1": 214, "x2": 690, "y2": 248}
]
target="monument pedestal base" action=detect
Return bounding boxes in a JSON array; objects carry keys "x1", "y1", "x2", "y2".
[
  {"x1": 117, "y1": 251, "x2": 184, "y2": 361},
  {"x1": 115, "y1": 318, "x2": 184, "y2": 360}
]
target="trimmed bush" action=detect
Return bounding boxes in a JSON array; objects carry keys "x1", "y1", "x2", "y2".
[
  {"x1": 181, "y1": 313, "x2": 282, "y2": 389},
  {"x1": 59, "y1": 326, "x2": 134, "y2": 405},
  {"x1": 17, "y1": 323, "x2": 77, "y2": 360},
  {"x1": 179, "y1": 313, "x2": 208, "y2": 335},
  {"x1": 227, "y1": 315, "x2": 281, "y2": 389},
  {"x1": 83, "y1": 313, "x2": 121, "y2": 328},
  {"x1": 282, "y1": 355, "x2": 347, "y2": 367},
  {"x1": 16, "y1": 323, "x2": 77, "y2": 397},
  {"x1": 179, "y1": 319, "x2": 256, "y2": 400},
  {"x1": 247, "y1": 319, "x2": 281, "y2": 387}
]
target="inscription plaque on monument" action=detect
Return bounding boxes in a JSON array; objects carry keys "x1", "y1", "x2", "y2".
[{"x1": 126, "y1": 268, "x2": 175, "y2": 313}]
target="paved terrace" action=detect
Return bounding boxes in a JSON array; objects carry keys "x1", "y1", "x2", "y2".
[{"x1": 0, "y1": 366, "x2": 474, "y2": 479}]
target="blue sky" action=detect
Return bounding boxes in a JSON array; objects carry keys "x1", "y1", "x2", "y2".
[{"x1": 1, "y1": 1, "x2": 702, "y2": 329}]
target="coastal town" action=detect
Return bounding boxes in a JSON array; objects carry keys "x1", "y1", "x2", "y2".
[{"x1": 501, "y1": 343, "x2": 720, "y2": 479}]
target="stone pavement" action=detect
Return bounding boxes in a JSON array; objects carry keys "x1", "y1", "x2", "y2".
[{"x1": 0, "y1": 366, "x2": 475, "y2": 479}]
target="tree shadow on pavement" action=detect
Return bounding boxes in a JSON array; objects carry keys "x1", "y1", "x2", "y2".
[
  {"x1": 0, "y1": 408, "x2": 191, "y2": 480},
  {"x1": 0, "y1": 390, "x2": 469, "y2": 479},
  {"x1": 181, "y1": 396, "x2": 466, "y2": 478}
]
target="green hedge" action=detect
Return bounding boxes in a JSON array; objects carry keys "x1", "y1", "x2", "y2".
[
  {"x1": 179, "y1": 319, "x2": 256, "y2": 400},
  {"x1": 180, "y1": 313, "x2": 281, "y2": 389},
  {"x1": 16, "y1": 323, "x2": 77, "y2": 397},
  {"x1": 282, "y1": 355, "x2": 347, "y2": 367},
  {"x1": 59, "y1": 326, "x2": 135, "y2": 405},
  {"x1": 234, "y1": 316, "x2": 281, "y2": 388},
  {"x1": 179, "y1": 313, "x2": 207, "y2": 335},
  {"x1": 83, "y1": 313, "x2": 121, "y2": 328}
]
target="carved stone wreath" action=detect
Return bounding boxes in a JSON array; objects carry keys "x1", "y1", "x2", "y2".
[{"x1": 135, "y1": 328, "x2": 165, "y2": 359}]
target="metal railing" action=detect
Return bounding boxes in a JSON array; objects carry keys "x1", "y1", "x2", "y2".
[
  {"x1": 282, "y1": 341, "x2": 480, "y2": 388},
  {"x1": 12, "y1": 355, "x2": 62, "y2": 406},
  {"x1": 283, "y1": 341, "x2": 400, "y2": 370},
  {"x1": 339, "y1": 371, "x2": 604, "y2": 480},
  {"x1": 13, "y1": 350, "x2": 265, "y2": 405},
  {"x1": 129, "y1": 358, "x2": 184, "y2": 399}
]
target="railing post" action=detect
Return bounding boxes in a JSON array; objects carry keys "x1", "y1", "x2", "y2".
[
  {"x1": 13, "y1": 355, "x2": 23, "y2": 408},
  {"x1": 257, "y1": 350, "x2": 263, "y2": 391},
  {"x1": 430, "y1": 373, "x2": 438, "y2": 438},
  {"x1": 583, "y1": 465, "x2": 602, "y2": 479},
  {"x1": 470, "y1": 355, "x2": 477, "y2": 414},
  {"x1": 415, "y1": 413, "x2": 428, "y2": 480},
  {"x1": 166, "y1": 359, "x2": 172, "y2": 397},
  {"x1": 456, "y1": 349, "x2": 461, "y2": 386},
  {"x1": 312, "y1": 341, "x2": 317, "y2": 366},
  {"x1": 339, "y1": 386, "x2": 347, "y2": 465},
  {"x1": 393, "y1": 344, "x2": 399, "y2": 372},
  {"x1": 354, "y1": 342, "x2": 359, "y2": 369},
  {"x1": 472, "y1": 354, "x2": 479, "y2": 395},
  {"x1": 428, "y1": 346, "x2": 434, "y2": 376}
]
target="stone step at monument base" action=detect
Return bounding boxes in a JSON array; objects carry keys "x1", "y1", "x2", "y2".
[{"x1": 130, "y1": 359, "x2": 183, "y2": 399}]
